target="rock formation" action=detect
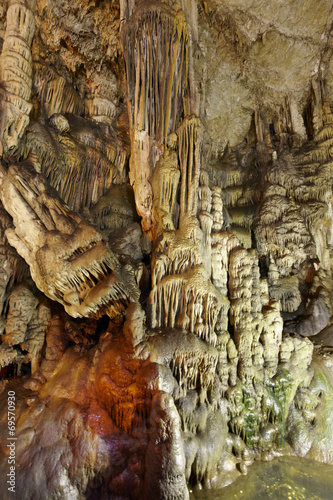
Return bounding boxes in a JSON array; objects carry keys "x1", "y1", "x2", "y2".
[{"x1": 1, "y1": 0, "x2": 333, "y2": 499}]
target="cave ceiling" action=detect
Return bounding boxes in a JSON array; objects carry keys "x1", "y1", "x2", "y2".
[{"x1": 1, "y1": 0, "x2": 332, "y2": 150}]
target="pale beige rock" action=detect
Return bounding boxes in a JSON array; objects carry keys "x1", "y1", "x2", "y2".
[
  {"x1": 0, "y1": 0, "x2": 36, "y2": 154},
  {"x1": 0, "y1": 161, "x2": 139, "y2": 319},
  {"x1": 121, "y1": 2, "x2": 190, "y2": 234}
]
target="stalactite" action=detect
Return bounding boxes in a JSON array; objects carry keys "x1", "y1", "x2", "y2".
[
  {"x1": 23, "y1": 115, "x2": 128, "y2": 212},
  {"x1": 277, "y1": 94, "x2": 307, "y2": 142},
  {"x1": 2, "y1": 284, "x2": 38, "y2": 346},
  {"x1": 150, "y1": 267, "x2": 223, "y2": 346},
  {"x1": 0, "y1": 204, "x2": 29, "y2": 322},
  {"x1": 177, "y1": 116, "x2": 202, "y2": 223},
  {"x1": 198, "y1": 171, "x2": 213, "y2": 273},
  {"x1": 85, "y1": 97, "x2": 117, "y2": 125},
  {"x1": 22, "y1": 301, "x2": 51, "y2": 373},
  {"x1": 121, "y1": 3, "x2": 189, "y2": 144},
  {"x1": 32, "y1": 63, "x2": 85, "y2": 118},
  {"x1": 121, "y1": 2, "x2": 190, "y2": 233},
  {"x1": 310, "y1": 78, "x2": 333, "y2": 135},
  {"x1": 148, "y1": 327, "x2": 219, "y2": 397},
  {"x1": 0, "y1": 160, "x2": 140, "y2": 319}
]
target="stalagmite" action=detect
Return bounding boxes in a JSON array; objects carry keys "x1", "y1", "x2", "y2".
[
  {"x1": 0, "y1": 0, "x2": 36, "y2": 154},
  {"x1": 2, "y1": 283, "x2": 38, "y2": 346},
  {"x1": 211, "y1": 185, "x2": 224, "y2": 232},
  {"x1": 40, "y1": 314, "x2": 66, "y2": 379},
  {"x1": 144, "y1": 393, "x2": 189, "y2": 500},
  {"x1": 152, "y1": 149, "x2": 180, "y2": 238}
]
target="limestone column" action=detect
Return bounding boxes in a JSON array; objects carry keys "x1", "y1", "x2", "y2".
[{"x1": 0, "y1": 0, "x2": 36, "y2": 155}]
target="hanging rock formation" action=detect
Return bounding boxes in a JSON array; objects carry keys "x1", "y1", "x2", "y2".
[
  {"x1": 121, "y1": 0, "x2": 189, "y2": 234},
  {"x1": 1, "y1": 1, "x2": 333, "y2": 499},
  {"x1": 0, "y1": 160, "x2": 140, "y2": 318}
]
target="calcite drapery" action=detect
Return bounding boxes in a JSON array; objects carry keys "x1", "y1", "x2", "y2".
[
  {"x1": 121, "y1": 2, "x2": 189, "y2": 143},
  {"x1": 0, "y1": 161, "x2": 139, "y2": 318},
  {"x1": 121, "y1": 0, "x2": 189, "y2": 234}
]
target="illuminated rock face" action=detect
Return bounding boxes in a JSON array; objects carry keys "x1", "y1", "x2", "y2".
[
  {"x1": 1, "y1": 1, "x2": 333, "y2": 499},
  {"x1": 0, "y1": 0, "x2": 36, "y2": 154}
]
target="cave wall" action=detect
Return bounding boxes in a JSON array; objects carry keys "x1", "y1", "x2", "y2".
[{"x1": 0, "y1": 0, "x2": 333, "y2": 499}]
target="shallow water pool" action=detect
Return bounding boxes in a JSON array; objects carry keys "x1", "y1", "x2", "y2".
[{"x1": 190, "y1": 456, "x2": 333, "y2": 500}]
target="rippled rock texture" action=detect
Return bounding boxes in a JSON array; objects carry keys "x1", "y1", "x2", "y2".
[{"x1": 1, "y1": 0, "x2": 333, "y2": 499}]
